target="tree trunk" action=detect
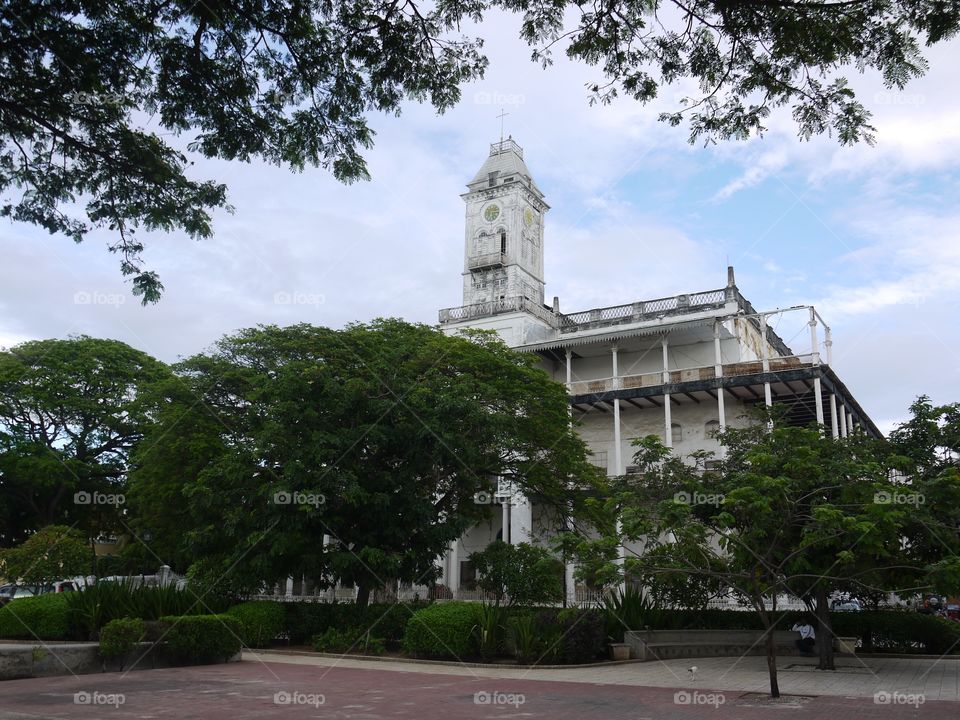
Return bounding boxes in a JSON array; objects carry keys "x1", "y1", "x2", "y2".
[
  {"x1": 765, "y1": 627, "x2": 780, "y2": 698},
  {"x1": 756, "y1": 603, "x2": 780, "y2": 698},
  {"x1": 355, "y1": 584, "x2": 371, "y2": 607},
  {"x1": 815, "y1": 584, "x2": 835, "y2": 671}
]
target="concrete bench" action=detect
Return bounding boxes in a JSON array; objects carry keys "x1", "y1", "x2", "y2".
[{"x1": 624, "y1": 629, "x2": 853, "y2": 661}]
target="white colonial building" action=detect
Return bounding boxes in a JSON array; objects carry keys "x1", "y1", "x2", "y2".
[{"x1": 435, "y1": 137, "x2": 880, "y2": 603}]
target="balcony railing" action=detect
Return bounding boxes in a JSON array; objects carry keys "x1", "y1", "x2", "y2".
[
  {"x1": 439, "y1": 296, "x2": 557, "y2": 326},
  {"x1": 468, "y1": 252, "x2": 506, "y2": 270},
  {"x1": 557, "y1": 288, "x2": 732, "y2": 333},
  {"x1": 566, "y1": 355, "x2": 816, "y2": 395}
]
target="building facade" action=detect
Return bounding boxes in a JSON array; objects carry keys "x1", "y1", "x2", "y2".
[{"x1": 436, "y1": 138, "x2": 880, "y2": 603}]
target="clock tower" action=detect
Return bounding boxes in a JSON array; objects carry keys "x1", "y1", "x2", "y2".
[{"x1": 461, "y1": 137, "x2": 549, "y2": 307}]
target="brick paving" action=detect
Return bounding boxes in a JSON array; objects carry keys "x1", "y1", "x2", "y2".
[{"x1": 0, "y1": 658, "x2": 956, "y2": 720}]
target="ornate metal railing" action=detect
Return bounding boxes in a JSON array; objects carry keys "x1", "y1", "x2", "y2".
[
  {"x1": 558, "y1": 288, "x2": 731, "y2": 333},
  {"x1": 439, "y1": 296, "x2": 557, "y2": 326}
]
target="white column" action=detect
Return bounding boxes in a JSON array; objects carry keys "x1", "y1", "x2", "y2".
[
  {"x1": 839, "y1": 406, "x2": 848, "y2": 437},
  {"x1": 284, "y1": 577, "x2": 294, "y2": 598},
  {"x1": 813, "y1": 376, "x2": 824, "y2": 427},
  {"x1": 565, "y1": 348, "x2": 572, "y2": 388},
  {"x1": 501, "y1": 497, "x2": 509, "y2": 543},
  {"x1": 448, "y1": 539, "x2": 460, "y2": 597},
  {"x1": 829, "y1": 394, "x2": 839, "y2": 439},
  {"x1": 760, "y1": 314, "x2": 772, "y2": 407},
  {"x1": 512, "y1": 494, "x2": 533, "y2": 545},
  {"x1": 809, "y1": 308, "x2": 820, "y2": 365},
  {"x1": 565, "y1": 560, "x2": 576, "y2": 606},
  {"x1": 848, "y1": 412, "x2": 855, "y2": 435},
  {"x1": 662, "y1": 337, "x2": 673, "y2": 447},
  {"x1": 714, "y1": 321, "x2": 726, "y2": 430},
  {"x1": 824, "y1": 325, "x2": 833, "y2": 366},
  {"x1": 613, "y1": 399, "x2": 623, "y2": 472}
]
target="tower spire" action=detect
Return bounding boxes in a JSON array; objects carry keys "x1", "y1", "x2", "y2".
[{"x1": 497, "y1": 108, "x2": 509, "y2": 144}]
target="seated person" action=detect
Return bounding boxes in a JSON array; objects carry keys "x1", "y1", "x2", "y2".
[{"x1": 791, "y1": 621, "x2": 816, "y2": 655}]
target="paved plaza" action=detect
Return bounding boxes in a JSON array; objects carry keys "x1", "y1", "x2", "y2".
[{"x1": 0, "y1": 651, "x2": 957, "y2": 719}]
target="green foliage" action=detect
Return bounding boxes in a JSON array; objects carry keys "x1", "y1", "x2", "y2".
[
  {"x1": 131, "y1": 321, "x2": 597, "y2": 600},
  {"x1": 159, "y1": 614, "x2": 243, "y2": 663},
  {"x1": 99, "y1": 618, "x2": 146, "y2": 661},
  {"x1": 283, "y1": 601, "x2": 425, "y2": 647},
  {"x1": 0, "y1": 526, "x2": 90, "y2": 588},
  {"x1": 66, "y1": 580, "x2": 224, "y2": 639},
  {"x1": 0, "y1": 337, "x2": 171, "y2": 544},
  {"x1": 555, "y1": 608, "x2": 606, "y2": 664},
  {"x1": 474, "y1": 603, "x2": 506, "y2": 660},
  {"x1": 226, "y1": 601, "x2": 285, "y2": 648},
  {"x1": 311, "y1": 627, "x2": 386, "y2": 655},
  {"x1": 0, "y1": 593, "x2": 72, "y2": 639},
  {"x1": 470, "y1": 541, "x2": 564, "y2": 607},
  {"x1": 0, "y1": 0, "x2": 488, "y2": 297},
  {"x1": 403, "y1": 602, "x2": 482, "y2": 659},
  {"x1": 6, "y1": 1, "x2": 953, "y2": 295},
  {"x1": 828, "y1": 611, "x2": 960, "y2": 655},
  {"x1": 601, "y1": 586, "x2": 669, "y2": 642},
  {"x1": 507, "y1": 613, "x2": 538, "y2": 663}
]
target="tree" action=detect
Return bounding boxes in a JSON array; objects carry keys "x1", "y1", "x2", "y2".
[
  {"x1": 5, "y1": 2, "x2": 957, "y2": 299},
  {"x1": 128, "y1": 319, "x2": 598, "y2": 605},
  {"x1": 0, "y1": 525, "x2": 91, "y2": 588},
  {"x1": 572, "y1": 408, "x2": 958, "y2": 698},
  {"x1": 0, "y1": 337, "x2": 171, "y2": 545},
  {"x1": 470, "y1": 540, "x2": 564, "y2": 607}
]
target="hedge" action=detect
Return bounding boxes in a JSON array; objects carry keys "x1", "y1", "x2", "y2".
[
  {"x1": 227, "y1": 601, "x2": 285, "y2": 648},
  {"x1": 0, "y1": 594, "x2": 73, "y2": 640},
  {"x1": 99, "y1": 618, "x2": 146, "y2": 660},
  {"x1": 402, "y1": 602, "x2": 482, "y2": 659},
  {"x1": 554, "y1": 608, "x2": 606, "y2": 664},
  {"x1": 312, "y1": 627, "x2": 386, "y2": 655},
  {"x1": 284, "y1": 601, "x2": 426, "y2": 647},
  {"x1": 159, "y1": 614, "x2": 243, "y2": 662}
]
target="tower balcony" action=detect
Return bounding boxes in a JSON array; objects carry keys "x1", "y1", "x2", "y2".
[
  {"x1": 439, "y1": 295, "x2": 557, "y2": 326},
  {"x1": 468, "y1": 252, "x2": 507, "y2": 271}
]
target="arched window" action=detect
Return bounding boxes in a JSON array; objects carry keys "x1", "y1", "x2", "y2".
[
  {"x1": 704, "y1": 420, "x2": 720, "y2": 438},
  {"x1": 671, "y1": 422, "x2": 682, "y2": 442},
  {"x1": 499, "y1": 229, "x2": 507, "y2": 254}
]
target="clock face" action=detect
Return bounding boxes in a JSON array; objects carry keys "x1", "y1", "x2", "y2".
[
  {"x1": 484, "y1": 204, "x2": 500, "y2": 222},
  {"x1": 523, "y1": 207, "x2": 535, "y2": 227}
]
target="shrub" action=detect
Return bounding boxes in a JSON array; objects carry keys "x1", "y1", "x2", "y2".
[
  {"x1": 403, "y1": 602, "x2": 482, "y2": 659},
  {"x1": 556, "y1": 608, "x2": 605, "y2": 664},
  {"x1": 66, "y1": 580, "x2": 224, "y2": 639},
  {"x1": 312, "y1": 627, "x2": 385, "y2": 655},
  {"x1": 474, "y1": 604, "x2": 506, "y2": 660},
  {"x1": 0, "y1": 593, "x2": 72, "y2": 639},
  {"x1": 828, "y1": 611, "x2": 960, "y2": 654},
  {"x1": 283, "y1": 601, "x2": 427, "y2": 646},
  {"x1": 227, "y1": 601, "x2": 284, "y2": 648},
  {"x1": 508, "y1": 613, "x2": 538, "y2": 663},
  {"x1": 99, "y1": 618, "x2": 146, "y2": 662},
  {"x1": 159, "y1": 614, "x2": 242, "y2": 662}
]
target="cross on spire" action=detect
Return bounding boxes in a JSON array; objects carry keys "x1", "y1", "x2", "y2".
[{"x1": 497, "y1": 108, "x2": 509, "y2": 143}]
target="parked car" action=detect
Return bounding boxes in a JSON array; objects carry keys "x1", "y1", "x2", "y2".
[{"x1": 830, "y1": 598, "x2": 862, "y2": 612}]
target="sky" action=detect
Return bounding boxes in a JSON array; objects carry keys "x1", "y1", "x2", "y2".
[{"x1": 2, "y1": 11, "x2": 959, "y2": 435}]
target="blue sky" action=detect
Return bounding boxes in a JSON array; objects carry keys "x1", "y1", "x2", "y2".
[{"x1": 1, "y1": 11, "x2": 958, "y2": 434}]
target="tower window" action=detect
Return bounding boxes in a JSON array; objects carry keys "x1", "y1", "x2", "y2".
[{"x1": 500, "y1": 230, "x2": 506, "y2": 254}]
